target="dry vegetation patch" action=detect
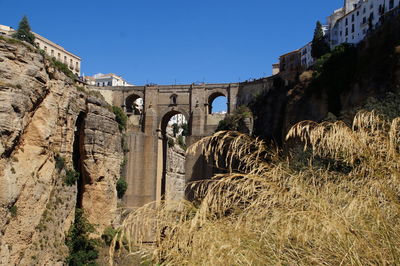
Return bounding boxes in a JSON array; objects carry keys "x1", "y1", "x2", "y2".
[{"x1": 111, "y1": 111, "x2": 400, "y2": 265}]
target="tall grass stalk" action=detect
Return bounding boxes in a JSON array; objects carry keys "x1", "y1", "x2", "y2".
[{"x1": 111, "y1": 111, "x2": 400, "y2": 265}]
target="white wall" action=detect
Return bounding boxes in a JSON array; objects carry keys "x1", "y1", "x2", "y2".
[{"x1": 330, "y1": 0, "x2": 399, "y2": 48}]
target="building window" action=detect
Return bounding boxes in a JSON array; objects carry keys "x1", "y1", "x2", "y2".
[
  {"x1": 44, "y1": 46, "x2": 47, "y2": 51},
  {"x1": 352, "y1": 14, "x2": 355, "y2": 22},
  {"x1": 345, "y1": 18, "x2": 348, "y2": 26},
  {"x1": 58, "y1": 53, "x2": 61, "y2": 60},
  {"x1": 370, "y1": 3, "x2": 373, "y2": 9},
  {"x1": 357, "y1": 11, "x2": 360, "y2": 16},
  {"x1": 51, "y1": 50, "x2": 54, "y2": 56},
  {"x1": 363, "y1": 17, "x2": 367, "y2": 24},
  {"x1": 345, "y1": 27, "x2": 349, "y2": 36},
  {"x1": 363, "y1": 7, "x2": 366, "y2": 14},
  {"x1": 64, "y1": 56, "x2": 67, "y2": 63},
  {"x1": 390, "y1": 0, "x2": 394, "y2": 9},
  {"x1": 170, "y1": 94, "x2": 178, "y2": 105},
  {"x1": 352, "y1": 24, "x2": 355, "y2": 33}
]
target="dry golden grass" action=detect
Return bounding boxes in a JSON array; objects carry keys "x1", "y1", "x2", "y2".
[{"x1": 111, "y1": 111, "x2": 400, "y2": 265}]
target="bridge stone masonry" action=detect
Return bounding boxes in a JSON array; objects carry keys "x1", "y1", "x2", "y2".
[{"x1": 90, "y1": 82, "x2": 245, "y2": 208}]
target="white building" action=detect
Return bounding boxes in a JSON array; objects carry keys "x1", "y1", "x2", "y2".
[
  {"x1": 93, "y1": 73, "x2": 132, "y2": 87},
  {"x1": 0, "y1": 25, "x2": 13, "y2": 36},
  {"x1": 0, "y1": 24, "x2": 81, "y2": 76},
  {"x1": 329, "y1": 0, "x2": 400, "y2": 48},
  {"x1": 34, "y1": 33, "x2": 81, "y2": 76}
]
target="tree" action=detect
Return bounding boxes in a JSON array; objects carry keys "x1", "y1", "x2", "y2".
[
  {"x1": 12, "y1": 16, "x2": 35, "y2": 45},
  {"x1": 311, "y1": 21, "x2": 330, "y2": 59}
]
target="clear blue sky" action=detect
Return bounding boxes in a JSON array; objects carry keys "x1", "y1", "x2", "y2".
[{"x1": 1, "y1": 0, "x2": 342, "y2": 87}]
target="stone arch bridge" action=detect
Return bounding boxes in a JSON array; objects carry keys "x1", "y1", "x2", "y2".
[{"x1": 92, "y1": 83, "x2": 240, "y2": 207}]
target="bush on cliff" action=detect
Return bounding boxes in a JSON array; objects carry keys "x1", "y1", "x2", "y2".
[
  {"x1": 216, "y1": 105, "x2": 252, "y2": 133},
  {"x1": 112, "y1": 106, "x2": 127, "y2": 132},
  {"x1": 65, "y1": 208, "x2": 99, "y2": 265},
  {"x1": 48, "y1": 57, "x2": 77, "y2": 81},
  {"x1": 116, "y1": 177, "x2": 128, "y2": 199},
  {"x1": 64, "y1": 169, "x2": 79, "y2": 186}
]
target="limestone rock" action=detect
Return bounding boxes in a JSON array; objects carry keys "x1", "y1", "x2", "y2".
[{"x1": 0, "y1": 38, "x2": 123, "y2": 265}]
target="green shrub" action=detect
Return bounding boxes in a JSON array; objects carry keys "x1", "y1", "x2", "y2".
[
  {"x1": 216, "y1": 106, "x2": 253, "y2": 133},
  {"x1": 172, "y1": 123, "x2": 179, "y2": 136},
  {"x1": 55, "y1": 154, "x2": 65, "y2": 171},
  {"x1": 116, "y1": 177, "x2": 128, "y2": 199},
  {"x1": 9, "y1": 205, "x2": 17, "y2": 217},
  {"x1": 49, "y1": 57, "x2": 76, "y2": 81},
  {"x1": 65, "y1": 208, "x2": 99, "y2": 265},
  {"x1": 64, "y1": 169, "x2": 79, "y2": 186},
  {"x1": 168, "y1": 137, "x2": 175, "y2": 147},
  {"x1": 112, "y1": 106, "x2": 128, "y2": 132},
  {"x1": 76, "y1": 86, "x2": 86, "y2": 93},
  {"x1": 88, "y1": 90, "x2": 105, "y2": 101},
  {"x1": 102, "y1": 226, "x2": 118, "y2": 246},
  {"x1": 177, "y1": 135, "x2": 186, "y2": 150},
  {"x1": 181, "y1": 123, "x2": 189, "y2": 136}
]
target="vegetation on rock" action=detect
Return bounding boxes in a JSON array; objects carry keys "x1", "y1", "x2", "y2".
[
  {"x1": 101, "y1": 226, "x2": 118, "y2": 246},
  {"x1": 112, "y1": 106, "x2": 127, "y2": 132},
  {"x1": 48, "y1": 57, "x2": 77, "y2": 80},
  {"x1": 12, "y1": 16, "x2": 35, "y2": 45},
  {"x1": 65, "y1": 208, "x2": 99, "y2": 265},
  {"x1": 64, "y1": 169, "x2": 79, "y2": 186},
  {"x1": 116, "y1": 177, "x2": 128, "y2": 199},
  {"x1": 216, "y1": 105, "x2": 252, "y2": 133}
]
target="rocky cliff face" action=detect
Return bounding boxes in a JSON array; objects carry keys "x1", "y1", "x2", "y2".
[{"x1": 0, "y1": 38, "x2": 123, "y2": 265}]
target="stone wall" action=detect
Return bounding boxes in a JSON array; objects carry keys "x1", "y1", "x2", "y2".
[{"x1": 165, "y1": 146, "x2": 186, "y2": 202}]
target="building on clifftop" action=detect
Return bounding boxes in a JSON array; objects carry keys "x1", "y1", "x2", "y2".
[{"x1": 0, "y1": 24, "x2": 81, "y2": 77}]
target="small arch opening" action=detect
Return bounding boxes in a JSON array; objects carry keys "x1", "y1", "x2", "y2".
[
  {"x1": 170, "y1": 94, "x2": 178, "y2": 106},
  {"x1": 125, "y1": 94, "x2": 143, "y2": 115},
  {"x1": 208, "y1": 93, "x2": 227, "y2": 114}
]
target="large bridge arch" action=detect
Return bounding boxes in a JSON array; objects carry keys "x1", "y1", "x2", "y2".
[
  {"x1": 125, "y1": 93, "x2": 144, "y2": 114},
  {"x1": 207, "y1": 91, "x2": 228, "y2": 114},
  {"x1": 158, "y1": 107, "x2": 191, "y2": 135}
]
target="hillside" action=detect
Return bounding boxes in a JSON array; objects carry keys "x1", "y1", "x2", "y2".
[{"x1": 251, "y1": 14, "x2": 400, "y2": 145}]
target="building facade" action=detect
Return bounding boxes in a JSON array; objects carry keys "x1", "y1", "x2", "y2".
[
  {"x1": 279, "y1": 49, "x2": 301, "y2": 83},
  {"x1": 329, "y1": 0, "x2": 400, "y2": 48},
  {"x1": 93, "y1": 73, "x2": 132, "y2": 87},
  {"x1": 33, "y1": 33, "x2": 81, "y2": 76},
  {"x1": 0, "y1": 25, "x2": 13, "y2": 36}
]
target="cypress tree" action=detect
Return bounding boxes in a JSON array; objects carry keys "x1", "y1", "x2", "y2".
[
  {"x1": 12, "y1": 16, "x2": 36, "y2": 45},
  {"x1": 311, "y1": 21, "x2": 330, "y2": 59}
]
